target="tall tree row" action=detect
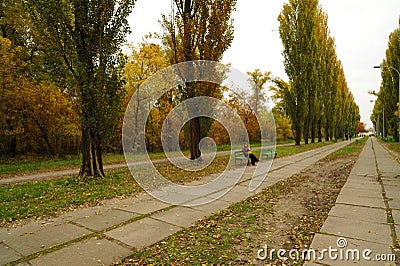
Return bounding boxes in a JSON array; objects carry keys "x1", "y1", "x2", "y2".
[
  {"x1": 371, "y1": 19, "x2": 400, "y2": 140},
  {"x1": 273, "y1": 0, "x2": 360, "y2": 145}
]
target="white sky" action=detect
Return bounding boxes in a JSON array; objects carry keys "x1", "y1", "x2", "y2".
[{"x1": 127, "y1": 0, "x2": 400, "y2": 128}]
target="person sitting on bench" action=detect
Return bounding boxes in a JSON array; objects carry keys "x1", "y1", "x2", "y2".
[{"x1": 242, "y1": 143, "x2": 259, "y2": 166}]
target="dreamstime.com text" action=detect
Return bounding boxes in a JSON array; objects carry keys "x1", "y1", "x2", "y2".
[{"x1": 257, "y1": 237, "x2": 396, "y2": 263}]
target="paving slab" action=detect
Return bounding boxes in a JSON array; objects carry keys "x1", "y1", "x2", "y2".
[
  {"x1": 308, "y1": 233, "x2": 394, "y2": 265},
  {"x1": 105, "y1": 217, "x2": 181, "y2": 249},
  {"x1": 114, "y1": 197, "x2": 171, "y2": 214},
  {"x1": 338, "y1": 187, "x2": 382, "y2": 199},
  {"x1": 303, "y1": 262, "x2": 323, "y2": 266},
  {"x1": 29, "y1": 237, "x2": 131, "y2": 266},
  {"x1": 382, "y1": 179, "x2": 400, "y2": 188},
  {"x1": 388, "y1": 198, "x2": 400, "y2": 210},
  {"x1": 328, "y1": 204, "x2": 387, "y2": 224},
  {"x1": 391, "y1": 210, "x2": 400, "y2": 225},
  {"x1": 0, "y1": 242, "x2": 22, "y2": 265},
  {"x1": 335, "y1": 193, "x2": 385, "y2": 209},
  {"x1": 57, "y1": 205, "x2": 109, "y2": 222},
  {"x1": 190, "y1": 199, "x2": 233, "y2": 216},
  {"x1": 151, "y1": 206, "x2": 206, "y2": 227},
  {"x1": 1, "y1": 223, "x2": 90, "y2": 256},
  {"x1": 341, "y1": 180, "x2": 382, "y2": 191},
  {"x1": 320, "y1": 215, "x2": 391, "y2": 245},
  {"x1": 347, "y1": 174, "x2": 377, "y2": 182},
  {"x1": 72, "y1": 208, "x2": 139, "y2": 231}
]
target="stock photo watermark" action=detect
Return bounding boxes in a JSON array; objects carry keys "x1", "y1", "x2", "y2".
[
  {"x1": 122, "y1": 60, "x2": 276, "y2": 206},
  {"x1": 257, "y1": 237, "x2": 396, "y2": 263}
]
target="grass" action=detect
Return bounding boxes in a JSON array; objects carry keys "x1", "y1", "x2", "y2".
[
  {"x1": 273, "y1": 141, "x2": 331, "y2": 157},
  {"x1": 385, "y1": 142, "x2": 400, "y2": 154},
  {"x1": 0, "y1": 140, "x2": 338, "y2": 226},
  {"x1": 324, "y1": 137, "x2": 368, "y2": 160},
  {"x1": 0, "y1": 154, "x2": 124, "y2": 177},
  {"x1": 0, "y1": 155, "x2": 231, "y2": 226},
  {"x1": 0, "y1": 169, "x2": 142, "y2": 225},
  {"x1": 0, "y1": 139, "x2": 307, "y2": 177}
]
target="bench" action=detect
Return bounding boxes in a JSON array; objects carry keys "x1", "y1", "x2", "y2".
[
  {"x1": 234, "y1": 151, "x2": 249, "y2": 165},
  {"x1": 261, "y1": 148, "x2": 277, "y2": 160}
]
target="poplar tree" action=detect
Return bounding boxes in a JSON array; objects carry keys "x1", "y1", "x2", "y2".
[
  {"x1": 162, "y1": 0, "x2": 236, "y2": 159},
  {"x1": 26, "y1": 0, "x2": 136, "y2": 177}
]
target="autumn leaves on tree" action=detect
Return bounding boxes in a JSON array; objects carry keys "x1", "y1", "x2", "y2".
[{"x1": 162, "y1": 0, "x2": 236, "y2": 160}]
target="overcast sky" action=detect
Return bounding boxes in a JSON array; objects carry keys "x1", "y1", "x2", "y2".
[{"x1": 128, "y1": 0, "x2": 400, "y2": 128}]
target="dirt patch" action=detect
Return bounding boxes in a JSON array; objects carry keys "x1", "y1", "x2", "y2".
[
  {"x1": 238, "y1": 158, "x2": 355, "y2": 265},
  {"x1": 118, "y1": 154, "x2": 358, "y2": 265}
]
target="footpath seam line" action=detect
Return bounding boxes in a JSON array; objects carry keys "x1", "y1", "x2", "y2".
[{"x1": 371, "y1": 138, "x2": 400, "y2": 255}]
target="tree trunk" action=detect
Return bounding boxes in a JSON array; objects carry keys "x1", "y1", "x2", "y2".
[
  {"x1": 190, "y1": 117, "x2": 201, "y2": 160},
  {"x1": 311, "y1": 119, "x2": 315, "y2": 143},
  {"x1": 318, "y1": 118, "x2": 322, "y2": 142},
  {"x1": 325, "y1": 122, "x2": 330, "y2": 141},
  {"x1": 304, "y1": 117, "x2": 309, "y2": 144},
  {"x1": 293, "y1": 119, "x2": 301, "y2": 145},
  {"x1": 79, "y1": 125, "x2": 104, "y2": 177}
]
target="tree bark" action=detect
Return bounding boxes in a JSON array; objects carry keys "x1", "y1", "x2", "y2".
[
  {"x1": 304, "y1": 117, "x2": 309, "y2": 144},
  {"x1": 325, "y1": 121, "x2": 330, "y2": 141},
  {"x1": 79, "y1": 125, "x2": 104, "y2": 177},
  {"x1": 190, "y1": 117, "x2": 201, "y2": 160},
  {"x1": 318, "y1": 118, "x2": 322, "y2": 142},
  {"x1": 311, "y1": 119, "x2": 315, "y2": 143},
  {"x1": 293, "y1": 118, "x2": 301, "y2": 146}
]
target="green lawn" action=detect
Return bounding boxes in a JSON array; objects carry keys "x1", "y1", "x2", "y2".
[{"x1": 324, "y1": 137, "x2": 368, "y2": 160}]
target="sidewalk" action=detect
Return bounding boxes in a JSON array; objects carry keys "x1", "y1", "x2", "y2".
[
  {"x1": 0, "y1": 140, "x2": 351, "y2": 265},
  {"x1": 305, "y1": 137, "x2": 400, "y2": 266}
]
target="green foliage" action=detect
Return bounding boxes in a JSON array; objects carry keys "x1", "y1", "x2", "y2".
[
  {"x1": 25, "y1": 0, "x2": 136, "y2": 176},
  {"x1": 371, "y1": 21, "x2": 400, "y2": 138},
  {"x1": 247, "y1": 69, "x2": 271, "y2": 115},
  {"x1": 275, "y1": 0, "x2": 360, "y2": 145}
]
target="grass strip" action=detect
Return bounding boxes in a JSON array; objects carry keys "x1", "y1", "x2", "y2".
[
  {"x1": 0, "y1": 140, "x2": 298, "y2": 176},
  {"x1": 324, "y1": 137, "x2": 367, "y2": 160}
]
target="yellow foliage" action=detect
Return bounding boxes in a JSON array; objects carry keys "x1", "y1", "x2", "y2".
[{"x1": 0, "y1": 37, "x2": 80, "y2": 155}]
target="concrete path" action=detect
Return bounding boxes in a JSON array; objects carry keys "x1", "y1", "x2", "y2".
[
  {"x1": 305, "y1": 137, "x2": 399, "y2": 266},
  {"x1": 0, "y1": 140, "x2": 352, "y2": 265}
]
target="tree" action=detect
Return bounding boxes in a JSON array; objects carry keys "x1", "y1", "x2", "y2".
[
  {"x1": 0, "y1": 36, "x2": 80, "y2": 157},
  {"x1": 120, "y1": 41, "x2": 170, "y2": 152},
  {"x1": 162, "y1": 0, "x2": 236, "y2": 160},
  {"x1": 0, "y1": 36, "x2": 28, "y2": 156},
  {"x1": 276, "y1": 0, "x2": 360, "y2": 144},
  {"x1": 26, "y1": 0, "x2": 136, "y2": 177},
  {"x1": 278, "y1": 0, "x2": 319, "y2": 145},
  {"x1": 247, "y1": 69, "x2": 271, "y2": 115},
  {"x1": 272, "y1": 106, "x2": 293, "y2": 141}
]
